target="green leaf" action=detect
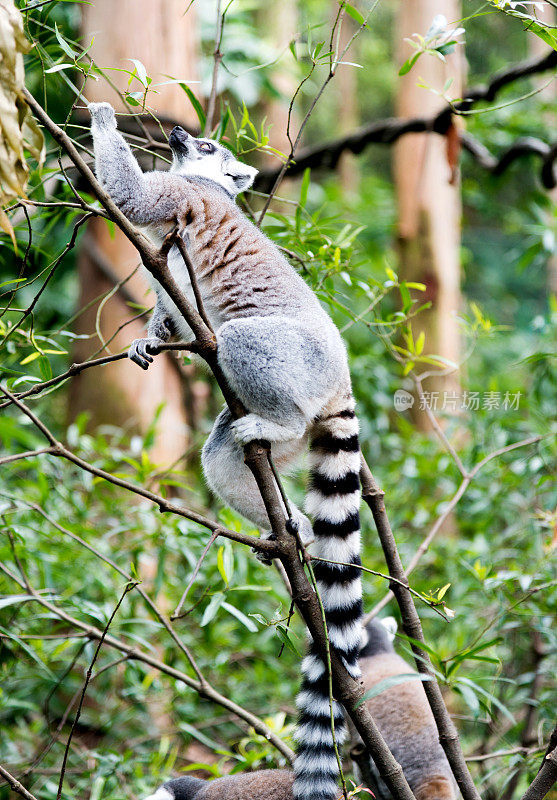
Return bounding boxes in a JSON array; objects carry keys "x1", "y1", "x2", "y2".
[
  {"x1": 300, "y1": 168, "x2": 311, "y2": 208},
  {"x1": 416, "y1": 331, "x2": 425, "y2": 355},
  {"x1": 221, "y1": 601, "x2": 258, "y2": 632},
  {"x1": 38, "y1": 355, "x2": 52, "y2": 381},
  {"x1": 276, "y1": 624, "x2": 301, "y2": 656},
  {"x1": 179, "y1": 721, "x2": 223, "y2": 752},
  {"x1": 355, "y1": 673, "x2": 432, "y2": 707},
  {"x1": 0, "y1": 594, "x2": 36, "y2": 609},
  {"x1": 55, "y1": 23, "x2": 77, "y2": 59},
  {"x1": 400, "y1": 282, "x2": 412, "y2": 311},
  {"x1": 19, "y1": 351, "x2": 41, "y2": 365},
  {"x1": 456, "y1": 677, "x2": 516, "y2": 723},
  {"x1": 344, "y1": 3, "x2": 365, "y2": 25},
  {"x1": 200, "y1": 593, "x2": 223, "y2": 627},
  {"x1": 178, "y1": 84, "x2": 206, "y2": 129},
  {"x1": 0, "y1": 624, "x2": 55, "y2": 677},
  {"x1": 44, "y1": 63, "x2": 74, "y2": 74},
  {"x1": 0, "y1": 277, "x2": 26, "y2": 289},
  {"x1": 217, "y1": 545, "x2": 228, "y2": 586},
  {"x1": 129, "y1": 58, "x2": 149, "y2": 87},
  {"x1": 437, "y1": 583, "x2": 450, "y2": 601},
  {"x1": 398, "y1": 51, "x2": 421, "y2": 76}
]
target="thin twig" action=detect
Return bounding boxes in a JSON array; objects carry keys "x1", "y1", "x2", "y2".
[
  {"x1": 56, "y1": 581, "x2": 137, "y2": 800},
  {"x1": 364, "y1": 435, "x2": 543, "y2": 620},
  {"x1": 204, "y1": 0, "x2": 224, "y2": 137},
  {"x1": 172, "y1": 530, "x2": 220, "y2": 619}
]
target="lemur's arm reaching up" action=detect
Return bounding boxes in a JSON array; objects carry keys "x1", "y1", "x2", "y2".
[{"x1": 89, "y1": 103, "x2": 191, "y2": 226}]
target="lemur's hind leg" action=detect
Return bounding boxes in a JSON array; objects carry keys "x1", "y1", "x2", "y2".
[
  {"x1": 216, "y1": 316, "x2": 338, "y2": 446},
  {"x1": 201, "y1": 408, "x2": 311, "y2": 553}
]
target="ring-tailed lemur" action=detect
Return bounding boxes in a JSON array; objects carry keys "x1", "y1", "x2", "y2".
[
  {"x1": 352, "y1": 619, "x2": 457, "y2": 800},
  {"x1": 143, "y1": 770, "x2": 294, "y2": 800},
  {"x1": 89, "y1": 102, "x2": 363, "y2": 800}
]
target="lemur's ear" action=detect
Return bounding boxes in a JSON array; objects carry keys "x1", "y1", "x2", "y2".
[{"x1": 225, "y1": 159, "x2": 258, "y2": 192}]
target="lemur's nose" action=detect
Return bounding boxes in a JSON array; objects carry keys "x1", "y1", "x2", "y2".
[{"x1": 169, "y1": 126, "x2": 190, "y2": 147}]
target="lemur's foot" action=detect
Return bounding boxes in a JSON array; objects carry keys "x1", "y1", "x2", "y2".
[
  {"x1": 128, "y1": 337, "x2": 164, "y2": 370},
  {"x1": 286, "y1": 512, "x2": 313, "y2": 548},
  {"x1": 231, "y1": 414, "x2": 301, "y2": 446},
  {"x1": 88, "y1": 102, "x2": 116, "y2": 128},
  {"x1": 253, "y1": 531, "x2": 277, "y2": 566}
]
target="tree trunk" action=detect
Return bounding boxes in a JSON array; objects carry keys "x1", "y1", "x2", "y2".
[
  {"x1": 528, "y1": 6, "x2": 557, "y2": 296},
  {"x1": 336, "y1": 15, "x2": 360, "y2": 194},
  {"x1": 393, "y1": 0, "x2": 464, "y2": 429},
  {"x1": 71, "y1": 0, "x2": 199, "y2": 465},
  {"x1": 258, "y1": 0, "x2": 298, "y2": 164}
]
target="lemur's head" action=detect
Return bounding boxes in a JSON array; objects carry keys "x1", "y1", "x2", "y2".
[{"x1": 169, "y1": 126, "x2": 258, "y2": 197}]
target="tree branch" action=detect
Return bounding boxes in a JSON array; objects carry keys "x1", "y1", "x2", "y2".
[
  {"x1": 0, "y1": 765, "x2": 39, "y2": 800},
  {"x1": 0, "y1": 341, "x2": 201, "y2": 410},
  {"x1": 255, "y1": 49, "x2": 557, "y2": 191},
  {"x1": 359, "y1": 456, "x2": 482, "y2": 800},
  {"x1": 520, "y1": 727, "x2": 557, "y2": 800},
  {"x1": 0, "y1": 561, "x2": 295, "y2": 764}
]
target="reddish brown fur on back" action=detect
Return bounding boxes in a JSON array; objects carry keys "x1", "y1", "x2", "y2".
[
  {"x1": 199, "y1": 770, "x2": 294, "y2": 800},
  {"x1": 414, "y1": 776, "x2": 455, "y2": 800},
  {"x1": 359, "y1": 653, "x2": 433, "y2": 735}
]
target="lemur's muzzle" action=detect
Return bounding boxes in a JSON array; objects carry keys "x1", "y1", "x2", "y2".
[{"x1": 169, "y1": 126, "x2": 191, "y2": 152}]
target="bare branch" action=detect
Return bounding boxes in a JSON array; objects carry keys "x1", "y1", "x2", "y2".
[
  {"x1": 172, "y1": 530, "x2": 220, "y2": 620},
  {"x1": 359, "y1": 456, "x2": 481, "y2": 800},
  {"x1": 0, "y1": 341, "x2": 198, "y2": 409},
  {"x1": 0, "y1": 765, "x2": 39, "y2": 800},
  {"x1": 0, "y1": 447, "x2": 58, "y2": 466},
  {"x1": 255, "y1": 50, "x2": 557, "y2": 191},
  {"x1": 204, "y1": 0, "x2": 224, "y2": 137},
  {"x1": 56, "y1": 581, "x2": 136, "y2": 800},
  {"x1": 520, "y1": 728, "x2": 557, "y2": 800}
]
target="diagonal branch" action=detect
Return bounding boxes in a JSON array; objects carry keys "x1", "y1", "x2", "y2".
[
  {"x1": 0, "y1": 560, "x2": 295, "y2": 764},
  {"x1": 520, "y1": 726, "x2": 557, "y2": 800},
  {"x1": 359, "y1": 456, "x2": 481, "y2": 800},
  {"x1": 0, "y1": 383, "x2": 271, "y2": 553}
]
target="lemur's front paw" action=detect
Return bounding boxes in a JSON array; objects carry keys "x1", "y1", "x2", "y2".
[
  {"x1": 231, "y1": 414, "x2": 264, "y2": 446},
  {"x1": 128, "y1": 337, "x2": 164, "y2": 370},
  {"x1": 253, "y1": 531, "x2": 277, "y2": 566},
  {"x1": 88, "y1": 102, "x2": 117, "y2": 128}
]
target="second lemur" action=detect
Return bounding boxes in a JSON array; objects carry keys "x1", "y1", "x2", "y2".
[
  {"x1": 89, "y1": 103, "x2": 363, "y2": 800},
  {"x1": 352, "y1": 619, "x2": 457, "y2": 800}
]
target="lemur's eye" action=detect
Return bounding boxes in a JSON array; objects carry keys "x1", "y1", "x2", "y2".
[{"x1": 198, "y1": 142, "x2": 215, "y2": 153}]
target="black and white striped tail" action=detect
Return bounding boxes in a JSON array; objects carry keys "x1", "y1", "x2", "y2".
[{"x1": 293, "y1": 398, "x2": 363, "y2": 800}]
